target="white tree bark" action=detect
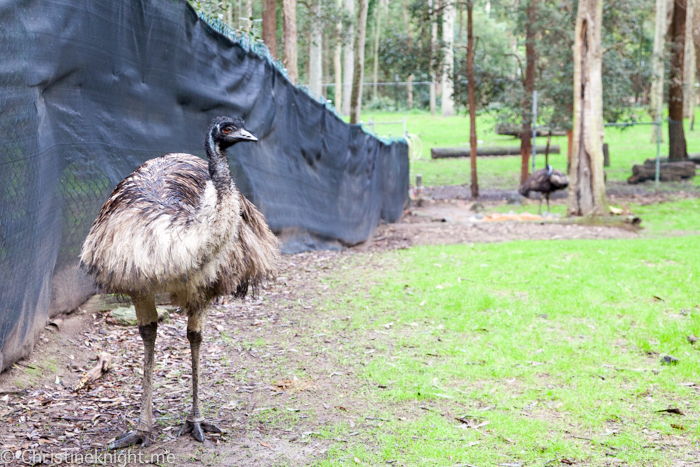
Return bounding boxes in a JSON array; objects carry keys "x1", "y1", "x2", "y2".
[
  {"x1": 244, "y1": 0, "x2": 252, "y2": 33},
  {"x1": 650, "y1": 0, "x2": 667, "y2": 130},
  {"x1": 694, "y1": 0, "x2": 700, "y2": 114},
  {"x1": 372, "y1": 0, "x2": 385, "y2": 100},
  {"x1": 309, "y1": 1, "x2": 324, "y2": 97},
  {"x1": 429, "y1": 0, "x2": 438, "y2": 115},
  {"x1": 342, "y1": 0, "x2": 355, "y2": 116},
  {"x1": 334, "y1": 0, "x2": 343, "y2": 109},
  {"x1": 441, "y1": 0, "x2": 455, "y2": 116},
  {"x1": 568, "y1": 0, "x2": 606, "y2": 216},
  {"x1": 685, "y1": 0, "x2": 696, "y2": 118}
]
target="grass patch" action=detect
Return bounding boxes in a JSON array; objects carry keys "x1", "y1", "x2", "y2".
[{"x1": 319, "y1": 236, "x2": 700, "y2": 465}]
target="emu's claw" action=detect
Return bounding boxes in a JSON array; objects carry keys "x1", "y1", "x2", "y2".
[
  {"x1": 108, "y1": 430, "x2": 151, "y2": 449},
  {"x1": 178, "y1": 420, "x2": 222, "y2": 443}
]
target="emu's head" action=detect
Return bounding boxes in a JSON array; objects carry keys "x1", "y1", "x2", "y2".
[{"x1": 210, "y1": 116, "x2": 258, "y2": 149}]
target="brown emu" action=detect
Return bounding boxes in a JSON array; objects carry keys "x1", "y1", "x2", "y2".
[
  {"x1": 519, "y1": 165, "x2": 569, "y2": 213},
  {"x1": 80, "y1": 116, "x2": 280, "y2": 448}
]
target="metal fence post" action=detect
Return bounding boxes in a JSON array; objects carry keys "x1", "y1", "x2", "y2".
[
  {"x1": 655, "y1": 118, "x2": 661, "y2": 190},
  {"x1": 532, "y1": 90, "x2": 538, "y2": 172}
]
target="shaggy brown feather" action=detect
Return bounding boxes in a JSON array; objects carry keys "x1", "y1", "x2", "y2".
[{"x1": 80, "y1": 154, "x2": 279, "y2": 309}]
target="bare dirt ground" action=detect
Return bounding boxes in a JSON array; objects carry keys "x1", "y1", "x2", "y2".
[
  {"x1": 368, "y1": 198, "x2": 637, "y2": 251},
  {"x1": 0, "y1": 199, "x2": 644, "y2": 466}
]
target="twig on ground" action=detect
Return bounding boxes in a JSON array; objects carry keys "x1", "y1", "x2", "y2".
[{"x1": 74, "y1": 352, "x2": 112, "y2": 391}]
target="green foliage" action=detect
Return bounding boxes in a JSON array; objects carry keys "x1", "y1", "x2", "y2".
[{"x1": 452, "y1": 9, "x2": 514, "y2": 112}]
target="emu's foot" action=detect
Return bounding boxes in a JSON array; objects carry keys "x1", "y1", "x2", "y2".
[
  {"x1": 178, "y1": 420, "x2": 222, "y2": 443},
  {"x1": 108, "y1": 430, "x2": 152, "y2": 449}
]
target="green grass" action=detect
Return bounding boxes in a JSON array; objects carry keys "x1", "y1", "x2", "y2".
[
  {"x1": 488, "y1": 196, "x2": 700, "y2": 236},
  {"x1": 358, "y1": 109, "x2": 700, "y2": 189},
  {"x1": 317, "y1": 235, "x2": 700, "y2": 465}
]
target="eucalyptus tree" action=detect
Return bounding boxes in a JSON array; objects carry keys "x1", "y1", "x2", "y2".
[
  {"x1": 568, "y1": 0, "x2": 606, "y2": 216},
  {"x1": 669, "y1": 0, "x2": 688, "y2": 160}
]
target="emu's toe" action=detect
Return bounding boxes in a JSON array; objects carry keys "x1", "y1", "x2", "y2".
[
  {"x1": 108, "y1": 430, "x2": 151, "y2": 449},
  {"x1": 178, "y1": 420, "x2": 222, "y2": 443}
]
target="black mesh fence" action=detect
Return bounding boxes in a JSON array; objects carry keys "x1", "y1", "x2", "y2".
[{"x1": 0, "y1": 0, "x2": 408, "y2": 372}]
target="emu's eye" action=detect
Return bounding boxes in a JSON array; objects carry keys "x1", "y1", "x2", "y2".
[{"x1": 222, "y1": 127, "x2": 232, "y2": 134}]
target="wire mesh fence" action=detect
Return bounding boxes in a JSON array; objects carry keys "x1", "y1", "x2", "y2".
[{"x1": 368, "y1": 111, "x2": 700, "y2": 198}]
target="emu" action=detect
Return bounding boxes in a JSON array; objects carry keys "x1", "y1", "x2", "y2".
[
  {"x1": 519, "y1": 165, "x2": 569, "y2": 213},
  {"x1": 80, "y1": 116, "x2": 280, "y2": 448}
]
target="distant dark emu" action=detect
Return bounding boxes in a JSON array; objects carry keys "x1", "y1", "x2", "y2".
[
  {"x1": 80, "y1": 117, "x2": 280, "y2": 449},
  {"x1": 519, "y1": 165, "x2": 570, "y2": 213}
]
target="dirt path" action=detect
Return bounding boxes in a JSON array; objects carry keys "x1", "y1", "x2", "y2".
[
  {"x1": 0, "y1": 251, "x2": 362, "y2": 466},
  {"x1": 367, "y1": 199, "x2": 637, "y2": 251},
  {"x1": 0, "y1": 210, "x2": 641, "y2": 466}
]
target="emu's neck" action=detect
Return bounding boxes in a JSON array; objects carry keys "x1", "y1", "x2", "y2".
[{"x1": 205, "y1": 131, "x2": 233, "y2": 195}]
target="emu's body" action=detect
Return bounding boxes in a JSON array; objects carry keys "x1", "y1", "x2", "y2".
[
  {"x1": 519, "y1": 165, "x2": 569, "y2": 213},
  {"x1": 80, "y1": 117, "x2": 279, "y2": 448}
]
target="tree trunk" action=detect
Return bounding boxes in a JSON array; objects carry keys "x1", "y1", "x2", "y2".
[
  {"x1": 342, "y1": 0, "x2": 355, "y2": 116},
  {"x1": 283, "y1": 0, "x2": 299, "y2": 83},
  {"x1": 372, "y1": 0, "x2": 384, "y2": 101},
  {"x1": 334, "y1": 0, "x2": 343, "y2": 109},
  {"x1": 467, "y1": 2, "x2": 478, "y2": 197},
  {"x1": 694, "y1": 0, "x2": 700, "y2": 125},
  {"x1": 429, "y1": 0, "x2": 438, "y2": 115},
  {"x1": 669, "y1": 0, "x2": 688, "y2": 160},
  {"x1": 309, "y1": 0, "x2": 323, "y2": 97},
  {"x1": 568, "y1": 0, "x2": 606, "y2": 216},
  {"x1": 228, "y1": 1, "x2": 234, "y2": 27},
  {"x1": 404, "y1": 0, "x2": 413, "y2": 108},
  {"x1": 520, "y1": 0, "x2": 537, "y2": 185},
  {"x1": 244, "y1": 0, "x2": 252, "y2": 33},
  {"x1": 567, "y1": 128, "x2": 573, "y2": 173},
  {"x1": 684, "y1": 0, "x2": 696, "y2": 119},
  {"x1": 350, "y1": 0, "x2": 369, "y2": 124},
  {"x1": 650, "y1": 0, "x2": 667, "y2": 137},
  {"x1": 263, "y1": 0, "x2": 277, "y2": 57},
  {"x1": 442, "y1": 0, "x2": 456, "y2": 116}
]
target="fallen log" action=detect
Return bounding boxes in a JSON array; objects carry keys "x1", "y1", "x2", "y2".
[
  {"x1": 431, "y1": 145, "x2": 560, "y2": 159},
  {"x1": 553, "y1": 215, "x2": 642, "y2": 231},
  {"x1": 628, "y1": 161, "x2": 695, "y2": 184},
  {"x1": 643, "y1": 157, "x2": 700, "y2": 165},
  {"x1": 494, "y1": 123, "x2": 567, "y2": 137}
]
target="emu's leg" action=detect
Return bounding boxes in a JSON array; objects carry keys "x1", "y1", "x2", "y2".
[
  {"x1": 178, "y1": 309, "x2": 222, "y2": 442},
  {"x1": 538, "y1": 195, "x2": 542, "y2": 215},
  {"x1": 546, "y1": 193, "x2": 551, "y2": 212},
  {"x1": 109, "y1": 294, "x2": 158, "y2": 449}
]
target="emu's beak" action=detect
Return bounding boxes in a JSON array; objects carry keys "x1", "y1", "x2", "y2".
[{"x1": 235, "y1": 128, "x2": 258, "y2": 142}]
